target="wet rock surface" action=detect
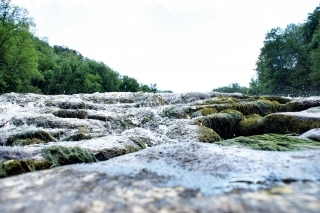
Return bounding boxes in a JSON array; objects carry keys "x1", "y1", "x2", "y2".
[
  {"x1": 300, "y1": 128, "x2": 320, "y2": 141},
  {"x1": 1, "y1": 92, "x2": 320, "y2": 212},
  {"x1": 0, "y1": 142, "x2": 320, "y2": 213}
]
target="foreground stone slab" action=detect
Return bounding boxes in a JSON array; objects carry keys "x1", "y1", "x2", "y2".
[{"x1": 0, "y1": 142, "x2": 319, "y2": 213}]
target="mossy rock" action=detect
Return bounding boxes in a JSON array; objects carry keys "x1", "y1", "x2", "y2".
[
  {"x1": 284, "y1": 99, "x2": 320, "y2": 112},
  {"x1": 233, "y1": 100, "x2": 281, "y2": 116},
  {"x1": 94, "y1": 145, "x2": 141, "y2": 161},
  {"x1": 203, "y1": 96, "x2": 239, "y2": 105},
  {"x1": 87, "y1": 115, "x2": 108, "y2": 121},
  {"x1": 53, "y1": 109, "x2": 88, "y2": 119},
  {"x1": 260, "y1": 113, "x2": 320, "y2": 135},
  {"x1": 58, "y1": 102, "x2": 86, "y2": 109},
  {"x1": 194, "y1": 99, "x2": 282, "y2": 117},
  {"x1": 259, "y1": 96, "x2": 291, "y2": 104},
  {"x1": 201, "y1": 108, "x2": 218, "y2": 116},
  {"x1": 24, "y1": 160, "x2": 53, "y2": 171},
  {"x1": 216, "y1": 134, "x2": 320, "y2": 151},
  {"x1": 7, "y1": 130, "x2": 57, "y2": 146},
  {"x1": 197, "y1": 109, "x2": 244, "y2": 139},
  {"x1": 1, "y1": 159, "x2": 26, "y2": 176},
  {"x1": 64, "y1": 133, "x2": 92, "y2": 141},
  {"x1": 42, "y1": 146, "x2": 98, "y2": 167},
  {"x1": 0, "y1": 159, "x2": 53, "y2": 178},
  {"x1": 198, "y1": 126, "x2": 222, "y2": 143},
  {"x1": 239, "y1": 114, "x2": 264, "y2": 136}
]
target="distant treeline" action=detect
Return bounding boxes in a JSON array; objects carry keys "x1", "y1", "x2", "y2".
[
  {"x1": 214, "y1": 5, "x2": 320, "y2": 96},
  {"x1": 0, "y1": 0, "x2": 161, "y2": 95}
]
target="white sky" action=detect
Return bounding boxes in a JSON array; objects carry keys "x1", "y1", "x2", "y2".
[{"x1": 11, "y1": 0, "x2": 320, "y2": 93}]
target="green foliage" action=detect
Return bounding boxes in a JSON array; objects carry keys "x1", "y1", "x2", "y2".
[
  {"x1": 139, "y1": 83, "x2": 157, "y2": 93},
  {"x1": 252, "y1": 6, "x2": 320, "y2": 96},
  {"x1": 217, "y1": 134, "x2": 320, "y2": 151},
  {"x1": 119, "y1": 75, "x2": 140, "y2": 92},
  {"x1": 86, "y1": 60, "x2": 121, "y2": 92},
  {"x1": 255, "y1": 25, "x2": 309, "y2": 95},
  {"x1": 212, "y1": 83, "x2": 249, "y2": 94},
  {"x1": 0, "y1": 0, "x2": 41, "y2": 93},
  {"x1": 42, "y1": 145, "x2": 97, "y2": 167}
]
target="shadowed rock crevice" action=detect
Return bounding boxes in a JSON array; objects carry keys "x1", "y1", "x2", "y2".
[{"x1": 6, "y1": 130, "x2": 57, "y2": 146}]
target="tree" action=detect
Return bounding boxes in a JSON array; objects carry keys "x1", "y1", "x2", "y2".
[
  {"x1": 255, "y1": 24, "x2": 309, "y2": 95},
  {"x1": 139, "y1": 83, "x2": 157, "y2": 93},
  {"x1": 45, "y1": 52, "x2": 91, "y2": 94},
  {"x1": 302, "y1": 6, "x2": 320, "y2": 45},
  {"x1": 86, "y1": 60, "x2": 121, "y2": 92},
  {"x1": 32, "y1": 37, "x2": 57, "y2": 94},
  {"x1": 309, "y1": 24, "x2": 320, "y2": 93},
  {"x1": 212, "y1": 83, "x2": 248, "y2": 94},
  {"x1": 119, "y1": 75, "x2": 140, "y2": 92},
  {"x1": 0, "y1": 0, "x2": 41, "y2": 93}
]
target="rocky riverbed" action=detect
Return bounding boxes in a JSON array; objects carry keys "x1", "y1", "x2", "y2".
[{"x1": 1, "y1": 92, "x2": 320, "y2": 212}]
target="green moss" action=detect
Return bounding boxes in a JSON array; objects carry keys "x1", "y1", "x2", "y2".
[
  {"x1": 42, "y1": 146, "x2": 98, "y2": 167},
  {"x1": 119, "y1": 119, "x2": 126, "y2": 129},
  {"x1": 201, "y1": 108, "x2": 218, "y2": 116},
  {"x1": 12, "y1": 138, "x2": 44, "y2": 146},
  {"x1": 53, "y1": 109, "x2": 88, "y2": 119},
  {"x1": 259, "y1": 96, "x2": 291, "y2": 104},
  {"x1": 260, "y1": 114, "x2": 320, "y2": 134},
  {"x1": 25, "y1": 159, "x2": 52, "y2": 171},
  {"x1": 197, "y1": 109, "x2": 244, "y2": 139},
  {"x1": 94, "y1": 145, "x2": 141, "y2": 161},
  {"x1": 198, "y1": 126, "x2": 222, "y2": 143},
  {"x1": 239, "y1": 114, "x2": 263, "y2": 136},
  {"x1": 7, "y1": 130, "x2": 56, "y2": 146},
  {"x1": 64, "y1": 133, "x2": 92, "y2": 141},
  {"x1": 216, "y1": 134, "x2": 320, "y2": 151},
  {"x1": 129, "y1": 137, "x2": 148, "y2": 149},
  {"x1": 284, "y1": 100, "x2": 320, "y2": 112},
  {"x1": 58, "y1": 102, "x2": 86, "y2": 109},
  {"x1": 142, "y1": 117, "x2": 152, "y2": 124},
  {"x1": 0, "y1": 163, "x2": 7, "y2": 178},
  {"x1": 193, "y1": 98, "x2": 283, "y2": 118},
  {"x1": 1, "y1": 159, "x2": 26, "y2": 176},
  {"x1": 232, "y1": 100, "x2": 281, "y2": 116},
  {"x1": 204, "y1": 96, "x2": 239, "y2": 105},
  {"x1": 0, "y1": 159, "x2": 53, "y2": 178}
]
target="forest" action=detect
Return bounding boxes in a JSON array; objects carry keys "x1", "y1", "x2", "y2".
[
  {"x1": 214, "y1": 5, "x2": 320, "y2": 97},
  {"x1": 0, "y1": 0, "x2": 158, "y2": 95}
]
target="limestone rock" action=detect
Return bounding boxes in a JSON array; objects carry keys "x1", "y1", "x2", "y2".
[
  {"x1": 300, "y1": 128, "x2": 320, "y2": 142},
  {"x1": 0, "y1": 142, "x2": 319, "y2": 213}
]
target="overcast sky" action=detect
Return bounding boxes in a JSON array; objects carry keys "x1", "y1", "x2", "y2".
[{"x1": 11, "y1": 0, "x2": 320, "y2": 93}]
